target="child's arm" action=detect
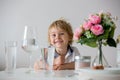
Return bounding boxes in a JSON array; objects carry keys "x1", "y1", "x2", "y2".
[
  {"x1": 53, "y1": 55, "x2": 75, "y2": 70},
  {"x1": 34, "y1": 61, "x2": 40, "y2": 71},
  {"x1": 53, "y1": 62, "x2": 75, "y2": 70},
  {"x1": 34, "y1": 59, "x2": 45, "y2": 71}
]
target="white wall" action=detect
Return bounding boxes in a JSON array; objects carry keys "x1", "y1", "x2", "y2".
[{"x1": 0, "y1": 0, "x2": 120, "y2": 70}]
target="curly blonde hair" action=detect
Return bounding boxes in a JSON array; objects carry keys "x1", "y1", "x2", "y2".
[{"x1": 48, "y1": 19, "x2": 73, "y2": 45}]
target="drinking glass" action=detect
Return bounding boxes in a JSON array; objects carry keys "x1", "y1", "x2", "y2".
[
  {"x1": 40, "y1": 46, "x2": 55, "y2": 71},
  {"x1": 43, "y1": 46, "x2": 55, "y2": 76},
  {"x1": 47, "y1": 46, "x2": 55, "y2": 70},
  {"x1": 22, "y1": 26, "x2": 39, "y2": 73},
  {"x1": 5, "y1": 41, "x2": 17, "y2": 73}
]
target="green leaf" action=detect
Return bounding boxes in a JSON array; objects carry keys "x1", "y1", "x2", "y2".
[
  {"x1": 78, "y1": 38, "x2": 97, "y2": 48},
  {"x1": 107, "y1": 38, "x2": 116, "y2": 47},
  {"x1": 109, "y1": 24, "x2": 116, "y2": 38},
  {"x1": 97, "y1": 29, "x2": 109, "y2": 40},
  {"x1": 86, "y1": 42, "x2": 97, "y2": 47}
]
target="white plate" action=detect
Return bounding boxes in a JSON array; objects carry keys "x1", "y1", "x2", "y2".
[{"x1": 79, "y1": 68, "x2": 120, "y2": 75}]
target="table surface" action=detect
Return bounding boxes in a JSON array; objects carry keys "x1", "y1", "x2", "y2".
[
  {"x1": 0, "y1": 68, "x2": 78, "y2": 80},
  {"x1": 0, "y1": 68, "x2": 120, "y2": 80}
]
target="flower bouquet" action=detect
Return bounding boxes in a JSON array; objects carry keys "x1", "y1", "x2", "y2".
[{"x1": 74, "y1": 11, "x2": 117, "y2": 69}]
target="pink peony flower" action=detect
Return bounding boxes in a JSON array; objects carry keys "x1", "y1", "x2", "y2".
[
  {"x1": 89, "y1": 15, "x2": 101, "y2": 24},
  {"x1": 73, "y1": 27, "x2": 84, "y2": 40},
  {"x1": 83, "y1": 21, "x2": 93, "y2": 30},
  {"x1": 90, "y1": 24, "x2": 104, "y2": 36}
]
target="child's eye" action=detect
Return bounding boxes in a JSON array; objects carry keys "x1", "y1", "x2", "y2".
[
  {"x1": 59, "y1": 32, "x2": 64, "y2": 35},
  {"x1": 50, "y1": 34, "x2": 56, "y2": 37}
]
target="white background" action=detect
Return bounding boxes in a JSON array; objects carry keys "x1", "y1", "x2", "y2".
[{"x1": 0, "y1": 0, "x2": 120, "y2": 70}]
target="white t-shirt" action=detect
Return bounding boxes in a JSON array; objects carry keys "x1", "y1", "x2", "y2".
[{"x1": 54, "y1": 46, "x2": 80, "y2": 63}]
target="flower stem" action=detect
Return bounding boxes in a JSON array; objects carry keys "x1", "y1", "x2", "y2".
[{"x1": 98, "y1": 40, "x2": 103, "y2": 64}]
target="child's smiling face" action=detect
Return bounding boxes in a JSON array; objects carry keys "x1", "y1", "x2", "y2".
[{"x1": 49, "y1": 27, "x2": 70, "y2": 49}]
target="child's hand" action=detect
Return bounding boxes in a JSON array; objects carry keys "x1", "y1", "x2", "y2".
[
  {"x1": 53, "y1": 55, "x2": 65, "y2": 70},
  {"x1": 53, "y1": 64, "x2": 65, "y2": 70},
  {"x1": 54, "y1": 55, "x2": 65, "y2": 65},
  {"x1": 34, "y1": 59, "x2": 45, "y2": 71}
]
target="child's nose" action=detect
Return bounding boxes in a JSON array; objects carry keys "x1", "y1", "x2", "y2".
[{"x1": 56, "y1": 34, "x2": 60, "y2": 39}]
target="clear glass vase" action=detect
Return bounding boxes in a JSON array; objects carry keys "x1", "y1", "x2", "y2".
[{"x1": 92, "y1": 40, "x2": 110, "y2": 70}]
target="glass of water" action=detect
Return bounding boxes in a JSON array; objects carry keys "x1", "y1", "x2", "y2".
[
  {"x1": 47, "y1": 46, "x2": 55, "y2": 70},
  {"x1": 5, "y1": 41, "x2": 17, "y2": 73},
  {"x1": 40, "y1": 46, "x2": 55, "y2": 70}
]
